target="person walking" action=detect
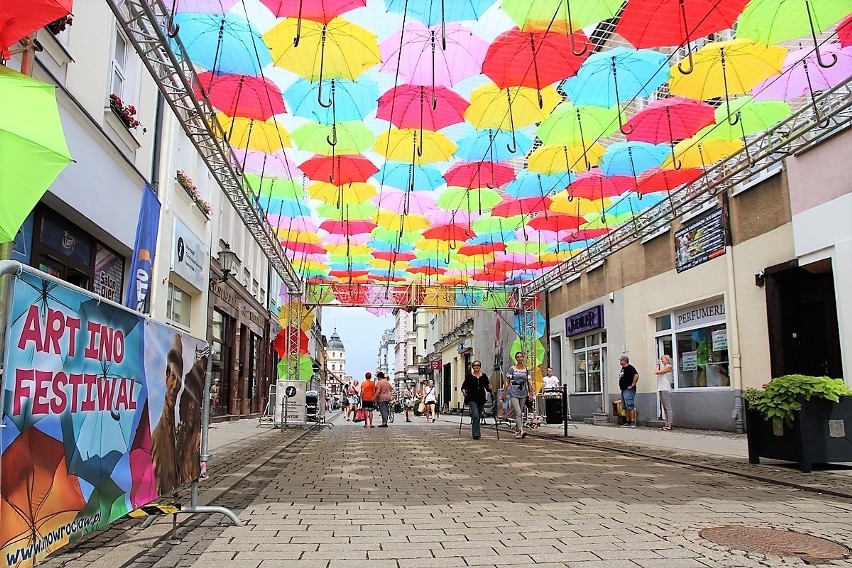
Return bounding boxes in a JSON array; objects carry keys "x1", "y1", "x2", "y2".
[
  {"x1": 619, "y1": 355, "x2": 639, "y2": 428},
  {"x1": 402, "y1": 381, "x2": 416, "y2": 422},
  {"x1": 502, "y1": 351, "x2": 531, "y2": 439},
  {"x1": 421, "y1": 379, "x2": 438, "y2": 422},
  {"x1": 375, "y1": 372, "x2": 394, "y2": 427},
  {"x1": 461, "y1": 360, "x2": 491, "y2": 439},
  {"x1": 359, "y1": 373, "x2": 376, "y2": 428},
  {"x1": 345, "y1": 380, "x2": 359, "y2": 421},
  {"x1": 542, "y1": 367, "x2": 560, "y2": 393},
  {"x1": 655, "y1": 354, "x2": 674, "y2": 430}
]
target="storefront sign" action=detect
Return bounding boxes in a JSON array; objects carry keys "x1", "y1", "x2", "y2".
[
  {"x1": 565, "y1": 305, "x2": 604, "y2": 336},
  {"x1": 674, "y1": 208, "x2": 726, "y2": 272},
  {"x1": 681, "y1": 351, "x2": 697, "y2": 371},
  {"x1": 674, "y1": 298, "x2": 726, "y2": 330},
  {"x1": 712, "y1": 329, "x2": 728, "y2": 351},
  {"x1": 171, "y1": 219, "x2": 207, "y2": 291},
  {"x1": 429, "y1": 359, "x2": 441, "y2": 370},
  {"x1": 95, "y1": 244, "x2": 124, "y2": 304}
]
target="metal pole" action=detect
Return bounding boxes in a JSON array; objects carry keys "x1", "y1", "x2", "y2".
[
  {"x1": 562, "y1": 383, "x2": 568, "y2": 437},
  {"x1": 199, "y1": 368, "x2": 212, "y2": 479}
]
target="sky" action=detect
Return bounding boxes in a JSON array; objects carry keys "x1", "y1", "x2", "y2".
[{"x1": 322, "y1": 306, "x2": 394, "y2": 379}]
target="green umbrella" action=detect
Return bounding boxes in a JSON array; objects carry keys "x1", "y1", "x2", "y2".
[
  {"x1": 244, "y1": 174, "x2": 304, "y2": 200},
  {"x1": 329, "y1": 253, "x2": 372, "y2": 264},
  {"x1": 372, "y1": 226, "x2": 422, "y2": 245},
  {"x1": 472, "y1": 215, "x2": 524, "y2": 234},
  {"x1": 291, "y1": 120, "x2": 374, "y2": 155},
  {"x1": 0, "y1": 66, "x2": 73, "y2": 242},
  {"x1": 536, "y1": 103, "x2": 620, "y2": 146},
  {"x1": 700, "y1": 96, "x2": 792, "y2": 140},
  {"x1": 436, "y1": 186, "x2": 501, "y2": 212}
]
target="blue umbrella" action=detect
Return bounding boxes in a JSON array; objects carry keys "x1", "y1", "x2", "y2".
[
  {"x1": 600, "y1": 142, "x2": 668, "y2": 177},
  {"x1": 606, "y1": 191, "x2": 666, "y2": 217},
  {"x1": 385, "y1": 0, "x2": 496, "y2": 27},
  {"x1": 504, "y1": 172, "x2": 573, "y2": 198},
  {"x1": 260, "y1": 197, "x2": 312, "y2": 218},
  {"x1": 454, "y1": 128, "x2": 533, "y2": 162},
  {"x1": 564, "y1": 47, "x2": 669, "y2": 132},
  {"x1": 171, "y1": 13, "x2": 271, "y2": 76},
  {"x1": 468, "y1": 230, "x2": 519, "y2": 244},
  {"x1": 379, "y1": 161, "x2": 445, "y2": 191},
  {"x1": 369, "y1": 240, "x2": 417, "y2": 253},
  {"x1": 284, "y1": 78, "x2": 378, "y2": 124}
]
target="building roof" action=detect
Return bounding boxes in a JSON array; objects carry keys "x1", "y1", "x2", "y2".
[{"x1": 327, "y1": 329, "x2": 344, "y2": 351}]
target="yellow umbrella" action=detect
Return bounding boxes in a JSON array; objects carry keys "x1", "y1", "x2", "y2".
[
  {"x1": 527, "y1": 143, "x2": 604, "y2": 174},
  {"x1": 374, "y1": 129, "x2": 457, "y2": 164},
  {"x1": 325, "y1": 243, "x2": 372, "y2": 256},
  {"x1": 549, "y1": 194, "x2": 610, "y2": 216},
  {"x1": 669, "y1": 39, "x2": 785, "y2": 124},
  {"x1": 307, "y1": 181, "x2": 377, "y2": 204},
  {"x1": 465, "y1": 84, "x2": 560, "y2": 130},
  {"x1": 662, "y1": 138, "x2": 743, "y2": 170},
  {"x1": 216, "y1": 114, "x2": 290, "y2": 153},
  {"x1": 374, "y1": 211, "x2": 431, "y2": 232},
  {"x1": 416, "y1": 239, "x2": 457, "y2": 251},
  {"x1": 264, "y1": 18, "x2": 380, "y2": 81},
  {"x1": 275, "y1": 229, "x2": 322, "y2": 244}
]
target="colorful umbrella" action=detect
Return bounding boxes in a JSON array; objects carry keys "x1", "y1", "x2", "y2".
[
  {"x1": 454, "y1": 129, "x2": 533, "y2": 162},
  {"x1": 259, "y1": 0, "x2": 367, "y2": 44},
  {"x1": 175, "y1": 0, "x2": 238, "y2": 13},
  {"x1": 245, "y1": 174, "x2": 304, "y2": 200},
  {"x1": 504, "y1": 172, "x2": 572, "y2": 198},
  {"x1": 443, "y1": 161, "x2": 515, "y2": 189},
  {"x1": 500, "y1": 0, "x2": 621, "y2": 55},
  {"x1": 377, "y1": 85, "x2": 469, "y2": 130},
  {"x1": 528, "y1": 213, "x2": 584, "y2": 232},
  {"x1": 171, "y1": 13, "x2": 271, "y2": 75},
  {"x1": 669, "y1": 39, "x2": 786, "y2": 124},
  {"x1": 615, "y1": 0, "x2": 749, "y2": 72},
  {"x1": 839, "y1": 14, "x2": 852, "y2": 48},
  {"x1": 536, "y1": 103, "x2": 620, "y2": 148},
  {"x1": 385, "y1": 0, "x2": 494, "y2": 28},
  {"x1": 549, "y1": 195, "x2": 610, "y2": 216},
  {"x1": 216, "y1": 114, "x2": 291, "y2": 153},
  {"x1": 283, "y1": 78, "x2": 378, "y2": 122},
  {"x1": 0, "y1": 67, "x2": 73, "y2": 242},
  {"x1": 300, "y1": 154, "x2": 378, "y2": 185},
  {"x1": 527, "y1": 143, "x2": 605, "y2": 174},
  {"x1": 379, "y1": 161, "x2": 446, "y2": 191},
  {"x1": 600, "y1": 141, "x2": 668, "y2": 177},
  {"x1": 564, "y1": 47, "x2": 670, "y2": 132},
  {"x1": 375, "y1": 211, "x2": 431, "y2": 232},
  {"x1": 436, "y1": 187, "x2": 502, "y2": 212},
  {"x1": 232, "y1": 149, "x2": 300, "y2": 178},
  {"x1": 291, "y1": 120, "x2": 374, "y2": 155},
  {"x1": 374, "y1": 189, "x2": 436, "y2": 214},
  {"x1": 702, "y1": 96, "x2": 792, "y2": 140},
  {"x1": 565, "y1": 170, "x2": 636, "y2": 199},
  {"x1": 492, "y1": 196, "x2": 552, "y2": 217},
  {"x1": 194, "y1": 72, "x2": 284, "y2": 120},
  {"x1": 635, "y1": 166, "x2": 704, "y2": 194},
  {"x1": 662, "y1": 138, "x2": 744, "y2": 169},
  {"x1": 737, "y1": 0, "x2": 849, "y2": 68},
  {"x1": 423, "y1": 223, "x2": 476, "y2": 241},
  {"x1": 319, "y1": 219, "x2": 376, "y2": 235},
  {"x1": 380, "y1": 21, "x2": 488, "y2": 94},
  {"x1": 374, "y1": 129, "x2": 457, "y2": 163},
  {"x1": 0, "y1": 0, "x2": 72, "y2": 55},
  {"x1": 466, "y1": 84, "x2": 560, "y2": 152},
  {"x1": 482, "y1": 28, "x2": 590, "y2": 102}
]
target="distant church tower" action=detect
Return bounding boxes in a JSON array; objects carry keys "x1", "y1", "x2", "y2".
[{"x1": 327, "y1": 329, "x2": 346, "y2": 381}]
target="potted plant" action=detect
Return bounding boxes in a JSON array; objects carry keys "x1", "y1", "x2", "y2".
[
  {"x1": 176, "y1": 170, "x2": 212, "y2": 218},
  {"x1": 47, "y1": 14, "x2": 73, "y2": 35},
  {"x1": 109, "y1": 94, "x2": 140, "y2": 129},
  {"x1": 743, "y1": 375, "x2": 852, "y2": 472}
]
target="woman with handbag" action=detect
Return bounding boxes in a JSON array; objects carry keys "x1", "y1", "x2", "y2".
[
  {"x1": 421, "y1": 379, "x2": 438, "y2": 422},
  {"x1": 346, "y1": 380, "x2": 360, "y2": 421},
  {"x1": 502, "y1": 351, "x2": 531, "y2": 439},
  {"x1": 403, "y1": 382, "x2": 416, "y2": 422},
  {"x1": 359, "y1": 372, "x2": 376, "y2": 428}
]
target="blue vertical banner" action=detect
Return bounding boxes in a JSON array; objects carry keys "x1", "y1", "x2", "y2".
[{"x1": 125, "y1": 184, "x2": 161, "y2": 313}]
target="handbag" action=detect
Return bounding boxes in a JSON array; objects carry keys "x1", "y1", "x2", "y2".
[
  {"x1": 353, "y1": 408, "x2": 366, "y2": 423},
  {"x1": 417, "y1": 402, "x2": 426, "y2": 413}
]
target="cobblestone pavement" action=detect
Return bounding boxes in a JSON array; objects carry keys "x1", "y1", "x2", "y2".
[{"x1": 43, "y1": 416, "x2": 852, "y2": 568}]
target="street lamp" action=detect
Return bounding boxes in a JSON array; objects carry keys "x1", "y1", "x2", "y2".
[{"x1": 210, "y1": 243, "x2": 237, "y2": 288}]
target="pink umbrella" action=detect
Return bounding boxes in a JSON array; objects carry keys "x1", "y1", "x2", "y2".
[
  {"x1": 624, "y1": 96, "x2": 716, "y2": 143},
  {"x1": 321, "y1": 233, "x2": 372, "y2": 246},
  {"x1": 839, "y1": 15, "x2": 852, "y2": 48},
  {"x1": 232, "y1": 149, "x2": 301, "y2": 178},
  {"x1": 175, "y1": 0, "x2": 238, "y2": 12},
  {"x1": 320, "y1": 219, "x2": 376, "y2": 235},
  {"x1": 374, "y1": 189, "x2": 436, "y2": 214},
  {"x1": 270, "y1": 215, "x2": 318, "y2": 233},
  {"x1": 380, "y1": 21, "x2": 488, "y2": 90},
  {"x1": 443, "y1": 161, "x2": 515, "y2": 189},
  {"x1": 491, "y1": 196, "x2": 551, "y2": 217},
  {"x1": 377, "y1": 85, "x2": 469, "y2": 130},
  {"x1": 752, "y1": 43, "x2": 852, "y2": 125},
  {"x1": 426, "y1": 209, "x2": 480, "y2": 225}
]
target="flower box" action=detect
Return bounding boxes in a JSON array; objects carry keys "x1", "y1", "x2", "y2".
[
  {"x1": 109, "y1": 94, "x2": 140, "y2": 130},
  {"x1": 176, "y1": 171, "x2": 211, "y2": 219}
]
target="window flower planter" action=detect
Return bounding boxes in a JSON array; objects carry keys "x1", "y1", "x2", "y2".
[
  {"x1": 176, "y1": 170, "x2": 211, "y2": 219},
  {"x1": 47, "y1": 14, "x2": 73, "y2": 36},
  {"x1": 109, "y1": 94, "x2": 140, "y2": 130}
]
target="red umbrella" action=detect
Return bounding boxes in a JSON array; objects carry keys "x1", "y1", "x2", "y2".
[
  {"x1": 423, "y1": 224, "x2": 475, "y2": 241},
  {"x1": 319, "y1": 219, "x2": 376, "y2": 235},
  {"x1": 259, "y1": 0, "x2": 366, "y2": 45},
  {"x1": 330, "y1": 269, "x2": 370, "y2": 279},
  {"x1": 529, "y1": 213, "x2": 584, "y2": 232},
  {"x1": 562, "y1": 228, "x2": 611, "y2": 242},
  {"x1": 565, "y1": 170, "x2": 636, "y2": 199},
  {"x1": 377, "y1": 85, "x2": 469, "y2": 130},
  {"x1": 300, "y1": 154, "x2": 378, "y2": 185},
  {"x1": 635, "y1": 167, "x2": 704, "y2": 194},
  {"x1": 443, "y1": 161, "x2": 516, "y2": 189},
  {"x1": 282, "y1": 240, "x2": 326, "y2": 254},
  {"x1": 624, "y1": 97, "x2": 715, "y2": 169},
  {"x1": 0, "y1": 0, "x2": 72, "y2": 55},
  {"x1": 491, "y1": 196, "x2": 551, "y2": 217},
  {"x1": 483, "y1": 28, "x2": 590, "y2": 103},
  {"x1": 458, "y1": 242, "x2": 507, "y2": 256},
  {"x1": 473, "y1": 271, "x2": 507, "y2": 282},
  {"x1": 194, "y1": 72, "x2": 285, "y2": 120},
  {"x1": 838, "y1": 14, "x2": 852, "y2": 48},
  {"x1": 616, "y1": 0, "x2": 749, "y2": 72},
  {"x1": 372, "y1": 250, "x2": 416, "y2": 262}
]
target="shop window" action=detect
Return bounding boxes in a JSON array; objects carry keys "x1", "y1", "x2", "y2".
[
  {"x1": 573, "y1": 332, "x2": 605, "y2": 393},
  {"x1": 676, "y1": 324, "x2": 729, "y2": 388},
  {"x1": 656, "y1": 314, "x2": 671, "y2": 332},
  {"x1": 166, "y1": 282, "x2": 191, "y2": 327}
]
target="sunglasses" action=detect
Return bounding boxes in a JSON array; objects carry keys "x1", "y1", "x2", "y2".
[{"x1": 472, "y1": 364, "x2": 481, "y2": 366}]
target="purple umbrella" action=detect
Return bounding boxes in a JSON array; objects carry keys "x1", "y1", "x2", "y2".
[
  {"x1": 374, "y1": 189, "x2": 436, "y2": 214},
  {"x1": 426, "y1": 209, "x2": 480, "y2": 225},
  {"x1": 173, "y1": 0, "x2": 238, "y2": 12},
  {"x1": 752, "y1": 43, "x2": 852, "y2": 127},
  {"x1": 231, "y1": 149, "x2": 302, "y2": 179},
  {"x1": 380, "y1": 21, "x2": 487, "y2": 106}
]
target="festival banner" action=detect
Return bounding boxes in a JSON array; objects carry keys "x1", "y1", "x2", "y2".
[
  {"x1": 125, "y1": 184, "x2": 161, "y2": 313},
  {"x1": 1, "y1": 270, "x2": 207, "y2": 568}
]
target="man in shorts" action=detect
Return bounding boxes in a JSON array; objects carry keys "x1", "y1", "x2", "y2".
[{"x1": 619, "y1": 355, "x2": 639, "y2": 428}]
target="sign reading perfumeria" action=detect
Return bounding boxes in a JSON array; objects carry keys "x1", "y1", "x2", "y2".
[{"x1": 674, "y1": 298, "x2": 726, "y2": 330}]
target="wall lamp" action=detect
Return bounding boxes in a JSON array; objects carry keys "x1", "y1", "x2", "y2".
[
  {"x1": 755, "y1": 270, "x2": 765, "y2": 287},
  {"x1": 210, "y1": 243, "x2": 238, "y2": 288}
]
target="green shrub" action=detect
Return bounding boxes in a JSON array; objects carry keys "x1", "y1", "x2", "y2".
[{"x1": 743, "y1": 375, "x2": 851, "y2": 428}]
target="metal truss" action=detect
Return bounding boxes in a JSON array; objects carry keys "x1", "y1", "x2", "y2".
[
  {"x1": 524, "y1": 78, "x2": 852, "y2": 296},
  {"x1": 104, "y1": 0, "x2": 301, "y2": 294},
  {"x1": 303, "y1": 282, "x2": 521, "y2": 310},
  {"x1": 283, "y1": 294, "x2": 307, "y2": 382},
  {"x1": 519, "y1": 295, "x2": 539, "y2": 373}
]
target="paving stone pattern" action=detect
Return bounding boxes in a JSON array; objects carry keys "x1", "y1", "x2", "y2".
[{"x1": 43, "y1": 420, "x2": 852, "y2": 567}]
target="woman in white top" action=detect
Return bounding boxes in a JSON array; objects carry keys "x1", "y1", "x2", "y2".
[
  {"x1": 655, "y1": 354, "x2": 674, "y2": 430},
  {"x1": 421, "y1": 379, "x2": 438, "y2": 422}
]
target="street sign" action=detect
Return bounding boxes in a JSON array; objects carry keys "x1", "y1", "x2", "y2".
[
  {"x1": 430, "y1": 360, "x2": 441, "y2": 370},
  {"x1": 418, "y1": 366, "x2": 428, "y2": 375},
  {"x1": 285, "y1": 385, "x2": 297, "y2": 397}
]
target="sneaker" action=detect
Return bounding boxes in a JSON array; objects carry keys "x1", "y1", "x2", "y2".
[
  {"x1": 630, "y1": 423, "x2": 637, "y2": 428},
  {"x1": 378, "y1": 424, "x2": 388, "y2": 428},
  {"x1": 619, "y1": 422, "x2": 633, "y2": 428}
]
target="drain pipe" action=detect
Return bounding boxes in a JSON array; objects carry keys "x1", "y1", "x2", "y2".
[{"x1": 722, "y1": 194, "x2": 744, "y2": 434}]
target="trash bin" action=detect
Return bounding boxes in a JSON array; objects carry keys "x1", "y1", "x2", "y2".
[
  {"x1": 545, "y1": 395, "x2": 563, "y2": 424},
  {"x1": 612, "y1": 400, "x2": 626, "y2": 425},
  {"x1": 306, "y1": 390, "x2": 319, "y2": 422}
]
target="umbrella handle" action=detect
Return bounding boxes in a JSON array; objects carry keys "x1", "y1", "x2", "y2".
[
  {"x1": 505, "y1": 89, "x2": 518, "y2": 153},
  {"x1": 618, "y1": 107, "x2": 633, "y2": 136},
  {"x1": 676, "y1": 50, "x2": 695, "y2": 75},
  {"x1": 166, "y1": 18, "x2": 180, "y2": 38},
  {"x1": 293, "y1": 1, "x2": 305, "y2": 47},
  {"x1": 675, "y1": 5, "x2": 694, "y2": 75},
  {"x1": 669, "y1": 142, "x2": 683, "y2": 171},
  {"x1": 565, "y1": 1, "x2": 588, "y2": 56},
  {"x1": 806, "y1": 3, "x2": 837, "y2": 69}
]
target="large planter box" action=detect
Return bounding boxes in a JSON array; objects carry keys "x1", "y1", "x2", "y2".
[{"x1": 746, "y1": 396, "x2": 852, "y2": 473}]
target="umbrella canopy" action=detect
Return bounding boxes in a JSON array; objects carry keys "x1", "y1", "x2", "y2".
[
  {"x1": 737, "y1": 0, "x2": 850, "y2": 48},
  {"x1": 300, "y1": 154, "x2": 378, "y2": 185},
  {"x1": 454, "y1": 129, "x2": 533, "y2": 162},
  {"x1": 0, "y1": 67, "x2": 73, "y2": 242},
  {"x1": 536, "y1": 103, "x2": 620, "y2": 146},
  {"x1": 565, "y1": 170, "x2": 636, "y2": 199},
  {"x1": 0, "y1": 0, "x2": 72, "y2": 55},
  {"x1": 839, "y1": 14, "x2": 852, "y2": 48},
  {"x1": 291, "y1": 120, "x2": 374, "y2": 155},
  {"x1": 504, "y1": 172, "x2": 571, "y2": 198},
  {"x1": 378, "y1": 161, "x2": 445, "y2": 191},
  {"x1": 216, "y1": 114, "x2": 291, "y2": 153},
  {"x1": 284, "y1": 78, "x2": 378, "y2": 123},
  {"x1": 374, "y1": 129, "x2": 457, "y2": 163},
  {"x1": 171, "y1": 13, "x2": 271, "y2": 75},
  {"x1": 385, "y1": 0, "x2": 494, "y2": 27},
  {"x1": 500, "y1": 0, "x2": 621, "y2": 42},
  {"x1": 623, "y1": 97, "x2": 716, "y2": 143},
  {"x1": 194, "y1": 72, "x2": 284, "y2": 120},
  {"x1": 308, "y1": 181, "x2": 377, "y2": 204},
  {"x1": 377, "y1": 85, "x2": 469, "y2": 130},
  {"x1": 662, "y1": 138, "x2": 744, "y2": 169},
  {"x1": 601, "y1": 141, "x2": 668, "y2": 177},
  {"x1": 527, "y1": 143, "x2": 605, "y2": 174},
  {"x1": 635, "y1": 167, "x2": 704, "y2": 194},
  {"x1": 259, "y1": 0, "x2": 365, "y2": 21},
  {"x1": 700, "y1": 96, "x2": 792, "y2": 140},
  {"x1": 752, "y1": 44, "x2": 852, "y2": 102},
  {"x1": 232, "y1": 149, "x2": 300, "y2": 178},
  {"x1": 443, "y1": 161, "x2": 515, "y2": 189},
  {"x1": 564, "y1": 47, "x2": 670, "y2": 107}
]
